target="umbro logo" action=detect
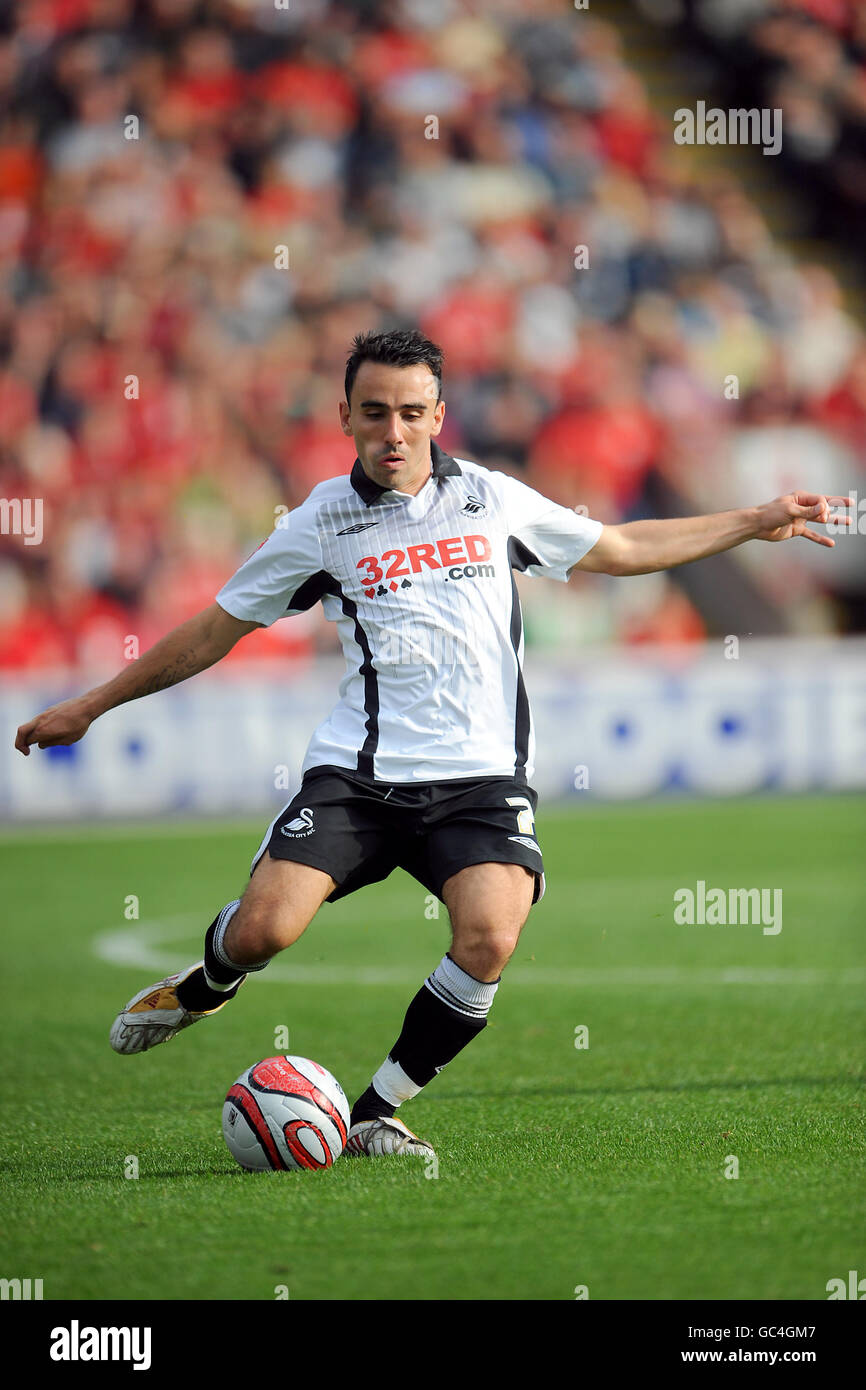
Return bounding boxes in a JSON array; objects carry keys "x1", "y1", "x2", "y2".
[
  {"x1": 461, "y1": 494, "x2": 486, "y2": 515},
  {"x1": 337, "y1": 522, "x2": 381, "y2": 536},
  {"x1": 508, "y1": 835, "x2": 541, "y2": 856}
]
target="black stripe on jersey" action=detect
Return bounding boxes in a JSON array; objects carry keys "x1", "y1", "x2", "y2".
[
  {"x1": 508, "y1": 537, "x2": 541, "y2": 575},
  {"x1": 339, "y1": 590, "x2": 379, "y2": 779},
  {"x1": 285, "y1": 570, "x2": 339, "y2": 613},
  {"x1": 507, "y1": 537, "x2": 538, "y2": 781},
  {"x1": 285, "y1": 570, "x2": 380, "y2": 777}
]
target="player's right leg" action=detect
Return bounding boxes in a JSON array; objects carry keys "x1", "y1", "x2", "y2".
[{"x1": 109, "y1": 857, "x2": 335, "y2": 1054}]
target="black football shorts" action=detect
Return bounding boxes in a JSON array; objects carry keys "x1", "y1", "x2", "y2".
[{"x1": 250, "y1": 764, "x2": 546, "y2": 906}]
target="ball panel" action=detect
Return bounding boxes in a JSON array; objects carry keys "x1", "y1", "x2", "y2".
[
  {"x1": 282, "y1": 1054, "x2": 350, "y2": 1147},
  {"x1": 223, "y1": 1082, "x2": 287, "y2": 1171},
  {"x1": 247, "y1": 1055, "x2": 349, "y2": 1151},
  {"x1": 271, "y1": 1093, "x2": 345, "y2": 1163},
  {"x1": 282, "y1": 1119, "x2": 331, "y2": 1169},
  {"x1": 248, "y1": 1056, "x2": 300, "y2": 1093},
  {"x1": 222, "y1": 1109, "x2": 272, "y2": 1171}
]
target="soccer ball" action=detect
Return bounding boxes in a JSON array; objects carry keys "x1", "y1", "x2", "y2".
[{"x1": 222, "y1": 1054, "x2": 350, "y2": 1171}]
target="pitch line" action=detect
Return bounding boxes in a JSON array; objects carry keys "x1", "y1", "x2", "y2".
[{"x1": 91, "y1": 917, "x2": 866, "y2": 988}]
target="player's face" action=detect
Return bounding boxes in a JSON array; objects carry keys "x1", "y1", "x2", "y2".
[{"x1": 340, "y1": 362, "x2": 445, "y2": 496}]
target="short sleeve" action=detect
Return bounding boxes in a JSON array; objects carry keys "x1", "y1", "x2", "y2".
[
  {"x1": 494, "y1": 472, "x2": 603, "y2": 581},
  {"x1": 215, "y1": 503, "x2": 325, "y2": 627}
]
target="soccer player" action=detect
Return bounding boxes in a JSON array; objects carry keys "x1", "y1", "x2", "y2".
[{"x1": 15, "y1": 329, "x2": 851, "y2": 1161}]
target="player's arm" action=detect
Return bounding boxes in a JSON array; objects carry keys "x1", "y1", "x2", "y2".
[
  {"x1": 14, "y1": 601, "x2": 261, "y2": 756},
  {"x1": 571, "y1": 494, "x2": 853, "y2": 577}
]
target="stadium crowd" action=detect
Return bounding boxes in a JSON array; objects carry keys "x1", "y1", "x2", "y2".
[
  {"x1": 1, "y1": 0, "x2": 864, "y2": 671},
  {"x1": 679, "y1": 0, "x2": 866, "y2": 242}
]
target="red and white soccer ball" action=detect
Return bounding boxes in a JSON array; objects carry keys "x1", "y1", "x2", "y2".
[{"x1": 222, "y1": 1055, "x2": 350, "y2": 1171}]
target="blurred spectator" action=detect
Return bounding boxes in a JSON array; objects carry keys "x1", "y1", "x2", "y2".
[{"x1": 1, "y1": 0, "x2": 864, "y2": 675}]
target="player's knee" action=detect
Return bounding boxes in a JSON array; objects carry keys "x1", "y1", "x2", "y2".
[
  {"x1": 227, "y1": 896, "x2": 304, "y2": 959},
  {"x1": 451, "y1": 924, "x2": 521, "y2": 979},
  {"x1": 228, "y1": 856, "x2": 332, "y2": 961}
]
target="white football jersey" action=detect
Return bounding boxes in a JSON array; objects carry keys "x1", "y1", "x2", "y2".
[{"x1": 216, "y1": 441, "x2": 603, "y2": 782}]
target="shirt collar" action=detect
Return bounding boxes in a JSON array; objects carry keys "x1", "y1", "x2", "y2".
[{"x1": 349, "y1": 439, "x2": 462, "y2": 506}]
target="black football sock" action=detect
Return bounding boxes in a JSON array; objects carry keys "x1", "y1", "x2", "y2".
[
  {"x1": 350, "y1": 953, "x2": 499, "y2": 1123},
  {"x1": 175, "y1": 964, "x2": 243, "y2": 1013},
  {"x1": 350, "y1": 1085, "x2": 396, "y2": 1127},
  {"x1": 176, "y1": 900, "x2": 266, "y2": 1011}
]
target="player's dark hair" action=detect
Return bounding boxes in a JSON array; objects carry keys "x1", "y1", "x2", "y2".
[{"x1": 344, "y1": 329, "x2": 444, "y2": 408}]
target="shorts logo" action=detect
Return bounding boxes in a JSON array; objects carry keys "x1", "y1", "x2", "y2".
[
  {"x1": 461, "y1": 494, "x2": 486, "y2": 515},
  {"x1": 281, "y1": 807, "x2": 315, "y2": 837},
  {"x1": 508, "y1": 835, "x2": 541, "y2": 856}
]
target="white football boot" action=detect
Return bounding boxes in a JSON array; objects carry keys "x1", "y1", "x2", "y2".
[
  {"x1": 343, "y1": 1116, "x2": 436, "y2": 1159},
  {"x1": 109, "y1": 962, "x2": 241, "y2": 1054}
]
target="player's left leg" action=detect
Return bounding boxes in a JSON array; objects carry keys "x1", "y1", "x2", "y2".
[{"x1": 345, "y1": 862, "x2": 535, "y2": 1158}]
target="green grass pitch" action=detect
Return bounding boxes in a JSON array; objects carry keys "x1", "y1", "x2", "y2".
[{"x1": 1, "y1": 794, "x2": 863, "y2": 1301}]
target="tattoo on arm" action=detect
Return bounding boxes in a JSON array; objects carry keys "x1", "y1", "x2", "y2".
[
  {"x1": 113, "y1": 646, "x2": 210, "y2": 707},
  {"x1": 142, "y1": 649, "x2": 204, "y2": 698}
]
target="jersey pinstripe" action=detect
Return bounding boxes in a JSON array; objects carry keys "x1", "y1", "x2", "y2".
[{"x1": 216, "y1": 440, "x2": 603, "y2": 782}]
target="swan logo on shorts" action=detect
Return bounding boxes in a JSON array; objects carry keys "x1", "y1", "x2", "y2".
[{"x1": 281, "y1": 807, "x2": 315, "y2": 838}]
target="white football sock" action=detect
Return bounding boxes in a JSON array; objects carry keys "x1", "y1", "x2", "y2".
[
  {"x1": 370, "y1": 1056, "x2": 423, "y2": 1107},
  {"x1": 204, "y1": 900, "x2": 249, "y2": 990},
  {"x1": 424, "y1": 951, "x2": 500, "y2": 1019}
]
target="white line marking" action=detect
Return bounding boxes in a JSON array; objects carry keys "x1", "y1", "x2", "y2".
[
  {"x1": 91, "y1": 918, "x2": 866, "y2": 988},
  {"x1": 0, "y1": 820, "x2": 268, "y2": 845}
]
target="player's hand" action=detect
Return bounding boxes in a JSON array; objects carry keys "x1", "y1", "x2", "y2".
[
  {"x1": 14, "y1": 696, "x2": 95, "y2": 756},
  {"x1": 754, "y1": 493, "x2": 853, "y2": 547}
]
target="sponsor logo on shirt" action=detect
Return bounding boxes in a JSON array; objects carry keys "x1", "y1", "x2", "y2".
[
  {"x1": 336, "y1": 521, "x2": 382, "y2": 536},
  {"x1": 356, "y1": 534, "x2": 495, "y2": 597}
]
